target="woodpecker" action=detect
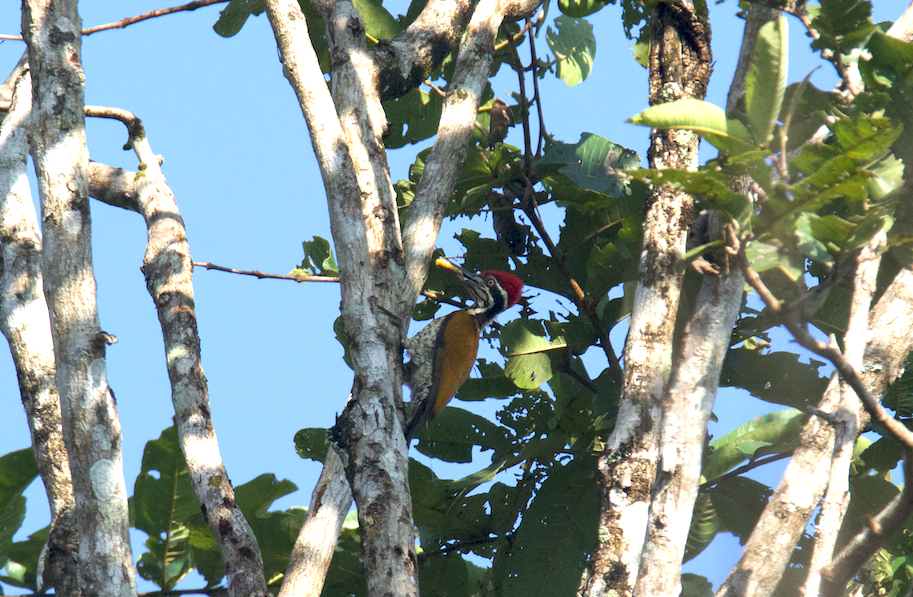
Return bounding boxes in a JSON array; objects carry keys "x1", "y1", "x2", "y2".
[{"x1": 403, "y1": 258, "x2": 524, "y2": 441}]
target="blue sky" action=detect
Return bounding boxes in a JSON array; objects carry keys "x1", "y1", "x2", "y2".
[{"x1": 0, "y1": 0, "x2": 905, "y2": 592}]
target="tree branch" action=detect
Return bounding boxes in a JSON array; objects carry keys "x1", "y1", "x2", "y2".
[
  {"x1": 0, "y1": 67, "x2": 79, "y2": 597},
  {"x1": 88, "y1": 107, "x2": 270, "y2": 597},
  {"x1": 23, "y1": 0, "x2": 138, "y2": 593},
  {"x1": 192, "y1": 261, "x2": 340, "y2": 283},
  {"x1": 400, "y1": 0, "x2": 508, "y2": 305},
  {"x1": 582, "y1": 1, "x2": 712, "y2": 593},
  {"x1": 1, "y1": 0, "x2": 227, "y2": 40},
  {"x1": 803, "y1": 231, "x2": 884, "y2": 596},
  {"x1": 720, "y1": 250, "x2": 913, "y2": 597}
]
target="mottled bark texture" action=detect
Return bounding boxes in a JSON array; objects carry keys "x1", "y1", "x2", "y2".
[
  {"x1": 802, "y1": 233, "x2": 882, "y2": 597},
  {"x1": 132, "y1": 121, "x2": 269, "y2": 597},
  {"x1": 717, "y1": 267, "x2": 913, "y2": 597},
  {"x1": 0, "y1": 68, "x2": 80, "y2": 597},
  {"x1": 263, "y1": 0, "x2": 529, "y2": 593},
  {"x1": 278, "y1": 448, "x2": 352, "y2": 597},
  {"x1": 82, "y1": 108, "x2": 269, "y2": 597},
  {"x1": 636, "y1": 270, "x2": 745, "y2": 597},
  {"x1": 581, "y1": 3, "x2": 711, "y2": 596},
  {"x1": 22, "y1": 0, "x2": 137, "y2": 594}
]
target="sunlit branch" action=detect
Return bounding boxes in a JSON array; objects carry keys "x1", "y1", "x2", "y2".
[{"x1": 0, "y1": 0, "x2": 226, "y2": 40}]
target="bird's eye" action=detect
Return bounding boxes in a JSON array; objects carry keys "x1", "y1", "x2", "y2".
[{"x1": 487, "y1": 279, "x2": 495, "y2": 286}]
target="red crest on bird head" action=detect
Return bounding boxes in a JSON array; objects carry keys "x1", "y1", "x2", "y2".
[{"x1": 482, "y1": 270, "x2": 524, "y2": 308}]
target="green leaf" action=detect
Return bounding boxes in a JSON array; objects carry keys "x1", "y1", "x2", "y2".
[
  {"x1": 383, "y1": 88, "x2": 443, "y2": 148},
  {"x1": 811, "y1": 0, "x2": 874, "y2": 58},
  {"x1": 132, "y1": 427, "x2": 201, "y2": 588},
  {"x1": 745, "y1": 17, "x2": 788, "y2": 144},
  {"x1": 457, "y1": 360, "x2": 519, "y2": 402},
  {"x1": 830, "y1": 117, "x2": 903, "y2": 161},
  {"x1": 137, "y1": 527, "x2": 193, "y2": 590},
  {"x1": 132, "y1": 427, "x2": 199, "y2": 538},
  {"x1": 720, "y1": 348, "x2": 828, "y2": 410},
  {"x1": 703, "y1": 409, "x2": 807, "y2": 482},
  {"x1": 502, "y1": 319, "x2": 562, "y2": 389},
  {"x1": 495, "y1": 457, "x2": 598, "y2": 597},
  {"x1": 558, "y1": 0, "x2": 607, "y2": 18},
  {"x1": 213, "y1": 0, "x2": 264, "y2": 37},
  {"x1": 0, "y1": 448, "x2": 37, "y2": 553},
  {"x1": 351, "y1": 0, "x2": 400, "y2": 40},
  {"x1": 628, "y1": 99, "x2": 756, "y2": 155},
  {"x1": 0, "y1": 527, "x2": 48, "y2": 591},
  {"x1": 681, "y1": 573, "x2": 714, "y2": 597},
  {"x1": 296, "y1": 236, "x2": 339, "y2": 277},
  {"x1": 683, "y1": 492, "x2": 720, "y2": 562},
  {"x1": 780, "y1": 81, "x2": 842, "y2": 150},
  {"x1": 534, "y1": 133, "x2": 641, "y2": 197},
  {"x1": 859, "y1": 436, "x2": 902, "y2": 475},
  {"x1": 412, "y1": 407, "x2": 510, "y2": 463},
  {"x1": 235, "y1": 473, "x2": 298, "y2": 518},
  {"x1": 294, "y1": 428, "x2": 329, "y2": 463},
  {"x1": 708, "y1": 476, "x2": 772, "y2": 542},
  {"x1": 419, "y1": 553, "x2": 475, "y2": 597},
  {"x1": 795, "y1": 212, "x2": 834, "y2": 266},
  {"x1": 862, "y1": 32, "x2": 913, "y2": 165},
  {"x1": 546, "y1": 16, "x2": 596, "y2": 86}
]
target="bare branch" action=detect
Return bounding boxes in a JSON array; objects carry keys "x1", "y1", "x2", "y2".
[
  {"x1": 1, "y1": 0, "x2": 227, "y2": 40},
  {"x1": 82, "y1": 0, "x2": 227, "y2": 34},
  {"x1": 821, "y1": 455, "x2": 913, "y2": 595},
  {"x1": 192, "y1": 261, "x2": 340, "y2": 283},
  {"x1": 400, "y1": 0, "x2": 509, "y2": 301},
  {"x1": 582, "y1": 1, "x2": 712, "y2": 593},
  {"x1": 88, "y1": 161, "x2": 141, "y2": 212},
  {"x1": 278, "y1": 449, "x2": 352, "y2": 597}
]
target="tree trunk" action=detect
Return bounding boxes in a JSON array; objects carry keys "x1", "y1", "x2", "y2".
[
  {"x1": 582, "y1": 2, "x2": 711, "y2": 594},
  {"x1": 22, "y1": 1, "x2": 136, "y2": 594}
]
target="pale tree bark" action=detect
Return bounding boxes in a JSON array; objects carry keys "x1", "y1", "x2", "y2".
[
  {"x1": 714, "y1": 5, "x2": 913, "y2": 593},
  {"x1": 0, "y1": 68, "x2": 79, "y2": 597},
  {"x1": 21, "y1": 0, "x2": 137, "y2": 594},
  {"x1": 265, "y1": 1, "x2": 417, "y2": 594},
  {"x1": 263, "y1": 0, "x2": 537, "y2": 593},
  {"x1": 717, "y1": 264, "x2": 913, "y2": 597},
  {"x1": 278, "y1": 448, "x2": 352, "y2": 597},
  {"x1": 802, "y1": 232, "x2": 884, "y2": 597},
  {"x1": 582, "y1": 2, "x2": 711, "y2": 595},
  {"x1": 635, "y1": 270, "x2": 745, "y2": 597},
  {"x1": 86, "y1": 107, "x2": 270, "y2": 597},
  {"x1": 631, "y1": 6, "x2": 785, "y2": 590},
  {"x1": 886, "y1": 1, "x2": 913, "y2": 42}
]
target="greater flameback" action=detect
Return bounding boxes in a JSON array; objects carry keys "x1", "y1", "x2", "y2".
[{"x1": 403, "y1": 258, "x2": 523, "y2": 441}]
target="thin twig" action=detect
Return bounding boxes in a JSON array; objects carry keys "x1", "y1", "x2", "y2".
[
  {"x1": 738, "y1": 257, "x2": 913, "y2": 449},
  {"x1": 493, "y1": 19, "x2": 535, "y2": 51},
  {"x1": 502, "y1": 24, "x2": 533, "y2": 161},
  {"x1": 191, "y1": 261, "x2": 339, "y2": 283},
  {"x1": 699, "y1": 451, "x2": 793, "y2": 491},
  {"x1": 520, "y1": 186, "x2": 625, "y2": 384},
  {"x1": 527, "y1": 18, "x2": 547, "y2": 157},
  {"x1": 423, "y1": 80, "x2": 447, "y2": 98},
  {"x1": 2, "y1": 0, "x2": 227, "y2": 40}
]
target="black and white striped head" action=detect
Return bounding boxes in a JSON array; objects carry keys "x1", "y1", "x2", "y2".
[{"x1": 435, "y1": 258, "x2": 523, "y2": 328}]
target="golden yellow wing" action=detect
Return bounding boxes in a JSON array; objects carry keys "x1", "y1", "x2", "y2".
[{"x1": 430, "y1": 311, "x2": 480, "y2": 416}]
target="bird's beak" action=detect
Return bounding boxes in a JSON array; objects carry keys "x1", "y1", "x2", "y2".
[
  {"x1": 436, "y1": 257, "x2": 475, "y2": 280},
  {"x1": 435, "y1": 257, "x2": 485, "y2": 290}
]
